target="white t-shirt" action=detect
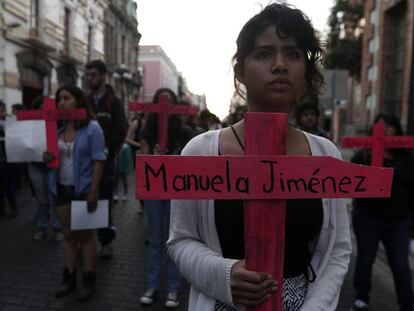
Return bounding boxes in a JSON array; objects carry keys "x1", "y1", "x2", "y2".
[{"x1": 58, "y1": 138, "x2": 74, "y2": 185}]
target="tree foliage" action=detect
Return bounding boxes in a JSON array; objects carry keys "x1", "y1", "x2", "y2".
[{"x1": 324, "y1": 0, "x2": 364, "y2": 79}]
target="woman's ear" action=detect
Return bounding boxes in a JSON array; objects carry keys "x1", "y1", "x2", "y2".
[{"x1": 234, "y1": 63, "x2": 245, "y2": 85}]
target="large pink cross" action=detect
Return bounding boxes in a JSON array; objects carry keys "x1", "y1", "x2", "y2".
[
  {"x1": 16, "y1": 97, "x2": 87, "y2": 168},
  {"x1": 135, "y1": 113, "x2": 393, "y2": 311},
  {"x1": 129, "y1": 95, "x2": 198, "y2": 154},
  {"x1": 342, "y1": 123, "x2": 414, "y2": 166}
]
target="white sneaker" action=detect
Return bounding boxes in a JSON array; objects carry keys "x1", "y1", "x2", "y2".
[
  {"x1": 54, "y1": 232, "x2": 64, "y2": 242},
  {"x1": 352, "y1": 299, "x2": 369, "y2": 311},
  {"x1": 113, "y1": 195, "x2": 119, "y2": 201},
  {"x1": 33, "y1": 231, "x2": 46, "y2": 240},
  {"x1": 140, "y1": 288, "x2": 157, "y2": 305},
  {"x1": 165, "y1": 292, "x2": 179, "y2": 308},
  {"x1": 121, "y1": 195, "x2": 128, "y2": 202},
  {"x1": 137, "y1": 203, "x2": 144, "y2": 214}
]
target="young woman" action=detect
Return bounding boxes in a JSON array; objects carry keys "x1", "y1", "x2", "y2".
[
  {"x1": 45, "y1": 85, "x2": 105, "y2": 301},
  {"x1": 139, "y1": 88, "x2": 187, "y2": 308},
  {"x1": 167, "y1": 4, "x2": 351, "y2": 311},
  {"x1": 351, "y1": 114, "x2": 414, "y2": 311}
]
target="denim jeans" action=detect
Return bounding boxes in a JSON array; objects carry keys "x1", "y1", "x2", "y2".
[
  {"x1": 353, "y1": 213, "x2": 414, "y2": 311},
  {"x1": 28, "y1": 163, "x2": 61, "y2": 231},
  {"x1": 145, "y1": 200, "x2": 182, "y2": 292},
  {"x1": 97, "y1": 159, "x2": 116, "y2": 246}
]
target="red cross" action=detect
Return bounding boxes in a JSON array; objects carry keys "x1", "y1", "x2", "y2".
[
  {"x1": 342, "y1": 122, "x2": 414, "y2": 166},
  {"x1": 16, "y1": 97, "x2": 87, "y2": 168},
  {"x1": 128, "y1": 95, "x2": 198, "y2": 154},
  {"x1": 135, "y1": 113, "x2": 393, "y2": 311}
]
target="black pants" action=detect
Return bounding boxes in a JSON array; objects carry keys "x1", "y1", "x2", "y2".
[
  {"x1": 97, "y1": 159, "x2": 116, "y2": 246},
  {"x1": 0, "y1": 162, "x2": 17, "y2": 213}
]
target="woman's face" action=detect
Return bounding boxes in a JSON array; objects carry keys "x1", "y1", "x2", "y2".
[
  {"x1": 236, "y1": 25, "x2": 307, "y2": 112},
  {"x1": 377, "y1": 120, "x2": 397, "y2": 136},
  {"x1": 57, "y1": 89, "x2": 77, "y2": 110},
  {"x1": 157, "y1": 91, "x2": 174, "y2": 103}
]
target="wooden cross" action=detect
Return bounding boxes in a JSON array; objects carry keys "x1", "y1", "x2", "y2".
[
  {"x1": 135, "y1": 113, "x2": 393, "y2": 311},
  {"x1": 128, "y1": 95, "x2": 198, "y2": 154},
  {"x1": 342, "y1": 122, "x2": 414, "y2": 166},
  {"x1": 16, "y1": 97, "x2": 87, "y2": 168}
]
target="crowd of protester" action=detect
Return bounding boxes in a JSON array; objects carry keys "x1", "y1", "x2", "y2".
[{"x1": 1, "y1": 49, "x2": 413, "y2": 311}]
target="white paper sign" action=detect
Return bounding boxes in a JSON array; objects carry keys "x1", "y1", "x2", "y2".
[
  {"x1": 71, "y1": 200, "x2": 109, "y2": 230},
  {"x1": 5, "y1": 116, "x2": 46, "y2": 162}
]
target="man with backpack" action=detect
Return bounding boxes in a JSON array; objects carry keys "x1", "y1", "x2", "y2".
[{"x1": 84, "y1": 60, "x2": 128, "y2": 259}]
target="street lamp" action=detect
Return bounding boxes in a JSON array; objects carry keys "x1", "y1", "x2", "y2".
[{"x1": 112, "y1": 65, "x2": 132, "y2": 104}]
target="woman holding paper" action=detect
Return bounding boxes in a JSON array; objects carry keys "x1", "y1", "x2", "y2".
[
  {"x1": 167, "y1": 3, "x2": 351, "y2": 311},
  {"x1": 44, "y1": 85, "x2": 105, "y2": 301}
]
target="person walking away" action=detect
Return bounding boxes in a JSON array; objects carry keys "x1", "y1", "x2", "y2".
[{"x1": 84, "y1": 59, "x2": 128, "y2": 259}]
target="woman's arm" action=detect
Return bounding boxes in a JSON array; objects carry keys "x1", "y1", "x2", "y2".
[
  {"x1": 125, "y1": 120, "x2": 141, "y2": 148},
  {"x1": 167, "y1": 198, "x2": 240, "y2": 306},
  {"x1": 87, "y1": 160, "x2": 104, "y2": 212},
  {"x1": 139, "y1": 139, "x2": 149, "y2": 154}
]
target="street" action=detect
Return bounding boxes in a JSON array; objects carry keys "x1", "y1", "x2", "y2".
[{"x1": 0, "y1": 172, "x2": 407, "y2": 311}]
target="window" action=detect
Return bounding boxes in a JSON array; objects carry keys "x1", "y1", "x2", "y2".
[
  {"x1": 64, "y1": 8, "x2": 71, "y2": 55},
  {"x1": 88, "y1": 25, "x2": 93, "y2": 60},
  {"x1": 121, "y1": 35, "x2": 126, "y2": 64},
  {"x1": 384, "y1": 3, "x2": 406, "y2": 115}
]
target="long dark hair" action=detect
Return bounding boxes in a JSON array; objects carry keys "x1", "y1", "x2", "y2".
[
  {"x1": 55, "y1": 84, "x2": 96, "y2": 129},
  {"x1": 233, "y1": 3, "x2": 324, "y2": 98},
  {"x1": 144, "y1": 88, "x2": 183, "y2": 154},
  {"x1": 372, "y1": 113, "x2": 405, "y2": 157}
]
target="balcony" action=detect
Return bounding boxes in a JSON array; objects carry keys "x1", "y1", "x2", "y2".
[{"x1": 60, "y1": 36, "x2": 87, "y2": 65}]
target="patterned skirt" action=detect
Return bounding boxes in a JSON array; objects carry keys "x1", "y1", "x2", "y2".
[{"x1": 215, "y1": 274, "x2": 308, "y2": 311}]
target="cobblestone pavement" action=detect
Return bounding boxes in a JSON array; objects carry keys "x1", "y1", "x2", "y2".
[{"x1": 0, "y1": 172, "x2": 409, "y2": 310}]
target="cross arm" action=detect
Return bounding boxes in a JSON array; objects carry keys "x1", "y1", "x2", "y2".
[
  {"x1": 16, "y1": 109, "x2": 87, "y2": 121},
  {"x1": 136, "y1": 155, "x2": 393, "y2": 200},
  {"x1": 341, "y1": 137, "x2": 372, "y2": 148}
]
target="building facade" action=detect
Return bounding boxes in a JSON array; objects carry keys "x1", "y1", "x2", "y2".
[
  {"x1": 104, "y1": 0, "x2": 141, "y2": 105},
  {"x1": 358, "y1": 0, "x2": 414, "y2": 133},
  {"x1": 138, "y1": 45, "x2": 180, "y2": 102},
  {"x1": 0, "y1": 0, "x2": 108, "y2": 111}
]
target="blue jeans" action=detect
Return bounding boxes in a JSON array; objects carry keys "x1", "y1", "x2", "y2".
[
  {"x1": 353, "y1": 213, "x2": 414, "y2": 311},
  {"x1": 145, "y1": 200, "x2": 182, "y2": 292},
  {"x1": 28, "y1": 164, "x2": 61, "y2": 231}
]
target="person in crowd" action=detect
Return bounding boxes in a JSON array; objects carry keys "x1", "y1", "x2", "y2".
[
  {"x1": 198, "y1": 109, "x2": 212, "y2": 132},
  {"x1": 295, "y1": 94, "x2": 327, "y2": 138},
  {"x1": 85, "y1": 59, "x2": 128, "y2": 259},
  {"x1": 167, "y1": 3, "x2": 351, "y2": 310},
  {"x1": 350, "y1": 113, "x2": 414, "y2": 311},
  {"x1": 0, "y1": 100, "x2": 18, "y2": 218},
  {"x1": 113, "y1": 142, "x2": 132, "y2": 203},
  {"x1": 45, "y1": 85, "x2": 105, "y2": 301},
  {"x1": 139, "y1": 88, "x2": 187, "y2": 308},
  {"x1": 125, "y1": 112, "x2": 145, "y2": 164},
  {"x1": 28, "y1": 96, "x2": 62, "y2": 241},
  {"x1": 125, "y1": 112, "x2": 146, "y2": 213}
]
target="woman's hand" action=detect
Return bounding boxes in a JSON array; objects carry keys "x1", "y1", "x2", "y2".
[
  {"x1": 42, "y1": 151, "x2": 55, "y2": 164},
  {"x1": 230, "y1": 260, "x2": 277, "y2": 307},
  {"x1": 87, "y1": 191, "x2": 98, "y2": 213}
]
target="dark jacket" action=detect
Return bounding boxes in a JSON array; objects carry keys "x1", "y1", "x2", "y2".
[
  {"x1": 352, "y1": 149, "x2": 414, "y2": 220},
  {"x1": 87, "y1": 85, "x2": 128, "y2": 161}
]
